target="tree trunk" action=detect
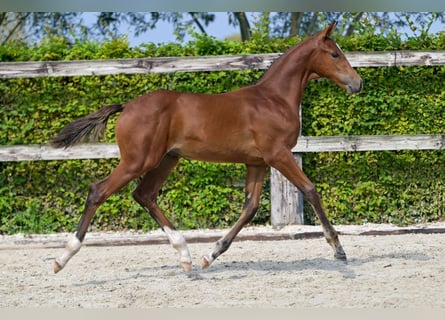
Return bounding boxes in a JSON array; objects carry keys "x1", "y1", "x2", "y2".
[
  {"x1": 345, "y1": 12, "x2": 364, "y2": 36},
  {"x1": 306, "y1": 12, "x2": 319, "y2": 36},
  {"x1": 290, "y1": 12, "x2": 304, "y2": 37},
  {"x1": 234, "y1": 12, "x2": 251, "y2": 41}
]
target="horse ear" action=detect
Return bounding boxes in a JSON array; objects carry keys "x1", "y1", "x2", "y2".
[{"x1": 323, "y1": 21, "x2": 338, "y2": 38}]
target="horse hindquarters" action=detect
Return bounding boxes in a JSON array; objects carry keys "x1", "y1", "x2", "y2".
[{"x1": 201, "y1": 165, "x2": 268, "y2": 268}]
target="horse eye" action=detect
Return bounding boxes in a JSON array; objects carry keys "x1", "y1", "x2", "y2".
[{"x1": 331, "y1": 52, "x2": 339, "y2": 58}]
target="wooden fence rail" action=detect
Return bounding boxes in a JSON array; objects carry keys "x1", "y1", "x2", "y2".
[
  {"x1": 1, "y1": 134, "x2": 444, "y2": 162},
  {"x1": 1, "y1": 50, "x2": 444, "y2": 226},
  {"x1": 1, "y1": 51, "x2": 445, "y2": 79}
]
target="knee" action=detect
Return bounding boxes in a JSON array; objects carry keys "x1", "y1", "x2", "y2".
[
  {"x1": 301, "y1": 185, "x2": 320, "y2": 204},
  {"x1": 240, "y1": 196, "x2": 261, "y2": 224},
  {"x1": 242, "y1": 197, "x2": 260, "y2": 216}
]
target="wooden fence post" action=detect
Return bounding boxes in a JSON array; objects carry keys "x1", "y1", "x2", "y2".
[
  {"x1": 270, "y1": 104, "x2": 304, "y2": 227},
  {"x1": 270, "y1": 154, "x2": 304, "y2": 227}
]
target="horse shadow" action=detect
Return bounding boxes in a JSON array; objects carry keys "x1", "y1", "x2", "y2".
[
  {"x1": 71, "y1": 250, "x2": 432, "y2": 286},
  {"x1": 188, "y1": 250, "x2": 432, "y2": 281}
]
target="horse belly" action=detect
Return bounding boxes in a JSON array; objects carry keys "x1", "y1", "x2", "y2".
[{"x1": 171, "y1": 141, "x2": 264, "y2": 165}]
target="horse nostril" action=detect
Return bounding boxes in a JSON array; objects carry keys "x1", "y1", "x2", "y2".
[{"x1": 347, "y1": 78, "x2": 363, "y2": 94}]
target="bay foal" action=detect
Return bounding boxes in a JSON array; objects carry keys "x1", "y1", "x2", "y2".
[{"x1": 52, "y1": 22, "x2": 362, "y2": 273}]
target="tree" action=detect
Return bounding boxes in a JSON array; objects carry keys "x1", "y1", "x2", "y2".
[
  {"x1": 94, "y1": 12, "x2": 215, "y2": 39},
  {"x1": 269, "y1": 12, "x2": 445, "y2": 38},
  {"x1": 0, "y1": 12, "x2": 215, "y2": 44},
  {"x1": 0, "y1": 12, "x2": 84, "y2": 45},
  {"x1": 1, "y1": 12, "x2": 444, "y2": 46},
  {"x1": 0, "y1": 12, "x2": 28, "y2": 44}
]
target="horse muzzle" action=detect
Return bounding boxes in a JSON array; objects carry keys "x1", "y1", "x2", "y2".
[{"x1": 346, "y1": 78, "x2": 363, "y2": 94}]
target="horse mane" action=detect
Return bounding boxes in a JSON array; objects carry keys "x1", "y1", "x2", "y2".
[{"x1": 256, "y1": 34, "x2": 317, "y2": 85}]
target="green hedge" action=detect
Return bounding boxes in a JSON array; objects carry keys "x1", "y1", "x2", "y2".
[{"x1": 0, "y1": 32, "x2": 444, "y2": 234}]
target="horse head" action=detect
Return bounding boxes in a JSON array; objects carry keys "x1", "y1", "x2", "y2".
[{"x1": 309, "y1": 21, "x2": 363, "y2": 94}]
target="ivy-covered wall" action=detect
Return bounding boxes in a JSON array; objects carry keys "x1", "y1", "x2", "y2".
[{"x1": 0, "y1": 31, "x2": 444, "y2": 234}]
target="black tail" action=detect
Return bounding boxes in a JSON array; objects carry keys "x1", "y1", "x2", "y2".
[{"x1": 50, "y1": 104, "x2": 124, "y2": 148}]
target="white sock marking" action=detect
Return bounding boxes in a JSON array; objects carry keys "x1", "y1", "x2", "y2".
[
  {"x1": 163, "y1": 226, "x2": 192, "y2": 264},
  {"x1": 55, "y1": 232, "x2": 81, "y2": 269}
]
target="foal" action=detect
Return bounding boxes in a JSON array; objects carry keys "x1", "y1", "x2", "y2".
[{"x1": 52, "y1": 22, "x2": 362, "y2": 273}]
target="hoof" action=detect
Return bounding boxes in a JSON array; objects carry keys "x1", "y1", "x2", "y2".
[
  {"x1": 180, "y1": 261, "x2": 192, "y2": 272},
  {"x1": 201, "y1": 255, "x2": 210, "y2": 269},
  {"x1": 53, "y1": 260, "x2": 63, "y2": 274},
  {"x1": 334, "y1": 253, "x2": 347, "y2": 261}
]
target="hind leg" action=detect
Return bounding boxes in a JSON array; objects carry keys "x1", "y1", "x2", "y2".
[
  {"x1": 53, "y1": 161, "x2": 144, "y2": 273},
  {"x1": 202, "y1": 165, "x2": 267, "y2": 268},
  {"x1": 132, "y1": 154, "x2": 192, "y2": 271}
]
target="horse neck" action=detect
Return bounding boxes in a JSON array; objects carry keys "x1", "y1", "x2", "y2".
[{"x1": 256, "y1": 40, "x2": 315, "y2": 106}]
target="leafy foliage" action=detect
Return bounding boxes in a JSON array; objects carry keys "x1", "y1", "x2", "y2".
[{"x1": 0, "y1": 31, "x2": 444, "y2": 234}]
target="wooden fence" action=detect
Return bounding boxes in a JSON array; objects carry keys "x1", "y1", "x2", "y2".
[{"x1": 1, "y1": 51, "x2": 444, "y2": 226}]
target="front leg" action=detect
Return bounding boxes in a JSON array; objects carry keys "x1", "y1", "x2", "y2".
[{"x1": 265, "y1": 148, "x2": 346, "y2": 261}]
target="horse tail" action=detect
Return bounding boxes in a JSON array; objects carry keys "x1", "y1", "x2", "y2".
[{"x1": 50, "y1": 104, "x2": 124, "y2": 148}]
